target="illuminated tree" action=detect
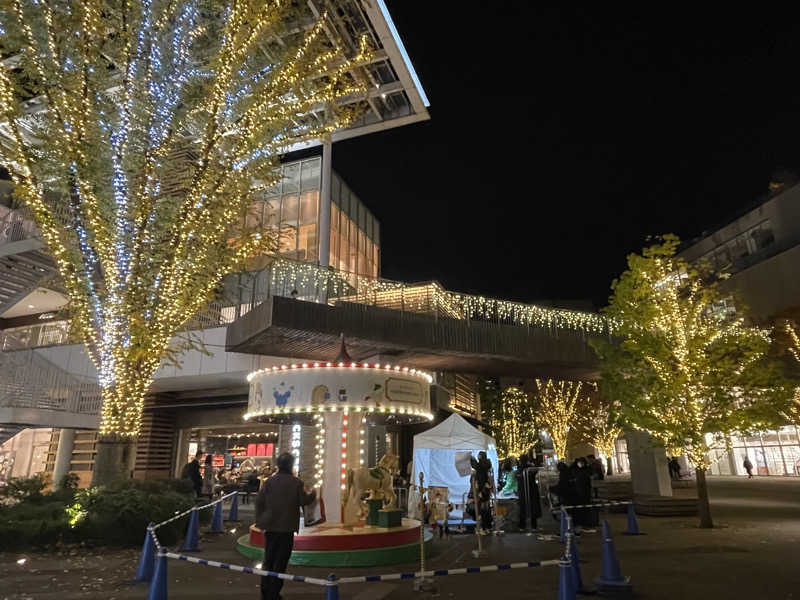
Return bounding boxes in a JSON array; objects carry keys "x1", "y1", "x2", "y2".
[
  {"x1": 593, "y1": 235, "x2": 793, "y2": 528},
  {"x1": 490, "y1": 386, "x2": 539, "y2": 458},
  {"x1": 788, "y1": 321, "x2": 800, "y2": 364},
  {"x1": 0, "y1": 0, "x2": 371, "y2": 482},
  {"x1": 574, "y1": 395, "x2": 622, "y2": 475},
  {"x1": 535, "y1": 378, "x2": 588, "y2": 460},
  {"x1": 784, "y1": 320, "x2": 800, "y2": 423}
]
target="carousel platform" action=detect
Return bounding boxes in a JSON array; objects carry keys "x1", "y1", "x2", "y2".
[{"x1": 237, "y1": 518, "x2": 433, "y2": 567}]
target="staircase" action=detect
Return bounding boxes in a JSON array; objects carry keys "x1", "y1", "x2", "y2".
[
  {"x1": 0, "y1": 347, "x2": 101, "y2": 433},
  {"x1": 0, "y1": 200, "x2": 56, "y2": 315}
]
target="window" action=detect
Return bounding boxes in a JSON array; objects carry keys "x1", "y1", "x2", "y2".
[
  {"x1": 280, "y1": 194, "x2": 299, "y2": 226},
  {"x1": 708, "y1": 296, "x2": 736, "y2": 320},
  {"x1": 282, "y1": 163, "x2": 300, "y2": 194},
  {"x1": 299, "y1": 191, "x2": 318, "y2": 226},
  {"x1": 245, "y1": 200, "x2": 264, "y2": 231},
  {"x1": 703, "y1": 220, "x2": 774, "y2": 271},
  {"x1": 265, "y1": 198, "x2": 280, "y2": 228},
  {"x1": 300, "y1": 158, "x2": 321, "y2": 191},
  {"x1": 298, "y1": 224, "x2": 317, "y2": 262}
]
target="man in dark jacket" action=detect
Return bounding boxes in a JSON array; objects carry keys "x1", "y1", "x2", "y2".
[
  {"x1": 255, "y1": 452, "x2": 316, "y2": 600},
  {"x1": 180, "y1": 451, "x2": 203, "y2": 496}
]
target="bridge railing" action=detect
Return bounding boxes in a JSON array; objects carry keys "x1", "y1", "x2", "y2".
[
  {"x1": 0, "y1": 346, "x2": 101, "y2": 415},
  {"x1": 228, "y1": 258, "x2": 614, "y2": 336},
  {"x1": 0, "y1": 258, "x2": 613, "y2": 356}
]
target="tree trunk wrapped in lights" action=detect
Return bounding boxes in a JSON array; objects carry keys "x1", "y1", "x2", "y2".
[
  {"x1": 534, "y1": 378, "x2": 589, "y2": 460},
  {"x1": 0, "y1": 0, "x2": 372, "y2": 482},
  {"x1": 490, "y1": 386, "x2": 539, "y2": 459},
  {"x1": 785, "y1": 320, "x2": 800, "y2": 423},
  {"x1": 592, "y1": 235, "x2": 794, "y2": 528},
  {"x1": 574, "y1": 394, "x2": 622, "y2": 475}
]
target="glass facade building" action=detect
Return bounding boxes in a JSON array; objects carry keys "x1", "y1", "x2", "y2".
[
  {"x1": 247, "y1": 157, "x2": 323, "y2": 264},
  {"x1": 244, "y1": 157, "x2": 379, "y2": 279},
  {"x1": 707, "y1": 427, "x2": 800, "y2": 477},
  {"x1": 329, "y1": 171, "x2": 380, "y2": 279}
]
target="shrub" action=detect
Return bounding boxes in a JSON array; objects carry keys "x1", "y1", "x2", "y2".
[
  {"x1": 0, "y1": 478, "x2": 197, "y2": 550},
  {"x1": 59, "y1": 472, "x2": 80, "y2": 491},
  {"x1": 0, "y1": 473, "x2": 46, "y2": 503},
  {"x1": 71, "y1": 479, "x2": 197, "y2": 546}
]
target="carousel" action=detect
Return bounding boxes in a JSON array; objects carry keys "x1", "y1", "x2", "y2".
[{"x1": 235, "y1": 342, "x2": 435, "y2": 567}]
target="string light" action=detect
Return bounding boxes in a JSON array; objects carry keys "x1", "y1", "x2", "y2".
[
  {"x1": 785, "y1": 321, "x2": 800, "y2": 423},
  {"x1": 247, "y1": 361, "x2": 433, "y2": 383},
  {"x1": 597, "y1": 234, "x2": 793, "y2": 470},
  {"x1": 490, "y1": 387, "x2": 538, "y2": 458},
  {"x1": 313, "y1": 414, "x2": 325, "y2": 489},
  {"x1": 573, "y1": 395, "x2": 621, "y2": 459},
  {"x1": 0, "y1": 1, "x2": 375, "y2": 438},
  {"x1": 536, "y1": 379, "x2": 590, "y2": 460},
  {"x1": 257, "y1": 258, "x2": 617, "y2": 335},
  {"x1": 340, "y1": 411, "x2": 348, "y2": 491}
]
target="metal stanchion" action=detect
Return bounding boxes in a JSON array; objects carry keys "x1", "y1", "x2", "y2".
[{"x1": 413, "y1": 473, "x2": 436, "y2": 593}]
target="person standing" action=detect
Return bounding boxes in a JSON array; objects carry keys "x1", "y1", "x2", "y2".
[
  {"x1": 255, "y1": 452, "x2": 316, "y2": 600},
  {"x1": 571, "y1": 458, "x2": 596, "y2": 529},
  {"x1": 588, "y1": 454, "x2": 605, "y2": 481},
  {"x1": 201, "y1": 454, "x2": 215, "y2": 498},
  {"x1": 470, "y1": 451, "x2": 494, "y2": 533},
  {"x1": 671, "y1": 457, "x2": 682, "y2": 480},
  {"x1": 181, "y1": 451, "x2": 203, "y2": 496},
  {"x1": 743, "y1": 456, "x2": 754, "y2": 478}
]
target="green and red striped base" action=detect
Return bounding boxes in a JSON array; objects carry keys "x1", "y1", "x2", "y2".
[{"x1": 237, "y1": 519, "x2": 433, "y2": 567}]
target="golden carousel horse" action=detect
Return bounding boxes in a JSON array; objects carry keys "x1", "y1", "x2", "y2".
[{"x1": 344, "y1": 453, "x2": 399, "y2": 522}]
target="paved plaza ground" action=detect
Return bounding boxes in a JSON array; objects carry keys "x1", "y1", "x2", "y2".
[{"x1": 2, "y1": 476, "x2": 800, "y2": 600}]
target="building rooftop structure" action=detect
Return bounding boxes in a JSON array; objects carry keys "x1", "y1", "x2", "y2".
[{"x1": 678, "y1": 178, "x2": 800, "y2": 323}]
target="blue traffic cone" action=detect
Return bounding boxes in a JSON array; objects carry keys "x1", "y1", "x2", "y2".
[
  {"x1": 135, "y1": 525, "x2": 156, "y2": 582},
  {"x1": 210, "y1": 501, "x2": 225, "y2": 533},
  {"x1": 557, "y1": 553, "x2": 577, "y2": 600},
  {"x1": 568, "y1": 534, "x2": 585, "y2": 594},
  {"x1": 226, "y1": 493, "x2": 240, "y2": 522},
  {"x1": 179, "y1": 508, "x2": 200, "y2": 552},
  {"x1": 146, "y1": 552, "x2": 168, "y2": 600},
  {"x1": 624, "y1": 502, "x2": 644, "y2": 535},
  {"x1": 595, "y1": 520, "x2": 632, "y2": 593},
  {"x1": 560, "y1": 509, "x2": 570, "y2": 542},
  {"x1": 325, "y1": 574, "x2": 340, "y2": 600}
]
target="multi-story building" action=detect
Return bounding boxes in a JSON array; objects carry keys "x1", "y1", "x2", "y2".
[
  {"x1": 679, "y1": 173, "x2": 800, "y2": 324},
  {"x1": 0, "y1": 1, "x2": 628, "y2": 489},
  {"x1": 0, "y1": 0, "x2": 433, "y2": 487},
  {"x1": 679, "y1": 173, "x2": 800, "y2": 477}
]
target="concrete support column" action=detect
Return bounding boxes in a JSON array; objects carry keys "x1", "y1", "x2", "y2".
[
  {"x1": 727, "y1": 449, "x2": 739, "y2": 475},
  {"x1": 625, "y1": 429, "x2": 673, "y2": 497},
  {"x1": 52, "y1": 428, "x2": 75, "y2": 490},
  {"x1": 318, "y1": 142, "x2": 332, "y2": 268},
  {"x1": 677, "y1": 454, "x2": 691, "y2": 475}
]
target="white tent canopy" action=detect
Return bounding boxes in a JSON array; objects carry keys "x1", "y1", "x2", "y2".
[{"x1": 412, "y1": 413, "x2": 499, "y2": 499}]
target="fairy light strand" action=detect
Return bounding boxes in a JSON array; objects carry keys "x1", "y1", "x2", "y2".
[{"x1": 0, "y1": 1, "x2": 374, "y2": 437}]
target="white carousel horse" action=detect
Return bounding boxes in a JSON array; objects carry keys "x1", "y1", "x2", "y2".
[{"x1": 345, "y1": 453, "x2": 399, "y2": 521}]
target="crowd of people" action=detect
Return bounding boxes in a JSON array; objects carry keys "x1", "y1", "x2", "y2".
[
  {"x1": 548, "y1": 455, "x2": 605, "y2": 531},
  {"x1": 180, "y1": 450, "x2": 273, "y2": 502}
]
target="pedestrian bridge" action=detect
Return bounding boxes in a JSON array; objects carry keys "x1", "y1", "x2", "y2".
[{"x1": 226, "y1": 279, "x2": 611, "y2": 380}]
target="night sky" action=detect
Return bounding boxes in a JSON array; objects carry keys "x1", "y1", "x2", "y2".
[{"x1": 333, "y1": 4, "x2": 800, "y2": 307}]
